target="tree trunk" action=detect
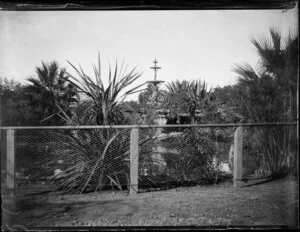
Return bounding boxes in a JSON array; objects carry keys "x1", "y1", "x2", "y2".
[{"x1": 102, "y1": 103, "x2": 108, "y2": 125}]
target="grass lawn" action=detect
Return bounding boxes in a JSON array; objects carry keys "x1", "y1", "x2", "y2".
[{"x1": 2, "y1": 176, "x2": 298, "y2": 229}]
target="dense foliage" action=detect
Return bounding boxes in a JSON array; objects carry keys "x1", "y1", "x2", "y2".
[
  {"x1": 161, "y1": 127, "x2": 233, "y2": 184},
  {"x1": 43, "y1": 55, "x2": 145, "y2": 193},
  {"x1": 25, "y1": 61, "x2": 78, "y2": 126},
  {"x1": 231, "y1": 28, "x2": 298, "y2": 176},
  {"x1": 0, "y1": 62, "x2": 78, "y2": 126},
  {"x1": 0, "y1": 78, "x2": 29, "y2": 126},
  {"x1": 1, "y1": 27, "x2": 298, "y2": 193}
]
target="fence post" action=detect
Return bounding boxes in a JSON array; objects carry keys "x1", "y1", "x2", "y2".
[
  {"x1": 233, "y1": 126, "x2": 243, "y2": 187},
  {"x1": 6, "y1": 129, "x2": 15, "y2": 195},
  {"x1": 130, "y1": 127, "x2": 139, "y2": 195}
]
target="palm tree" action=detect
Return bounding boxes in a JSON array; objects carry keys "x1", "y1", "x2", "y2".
[
  {"x1": 187, "y1": 80, "x2": 212, "y2": 124},
  {"x1": 232, "y1": 64, "x2": 281, "y2": 122},
  {"x1": 251, "y1": 28, "x2": 298, "y2": 121},
  {"x1": 25, "y1": 61, "x2": 78, "y2": 125},
  {"x1": 232, "y1": 28, "x2": 298, "y2": 175},
  {"x1": 166, "y1": 79, "x2": 191, "y2": 94},
  {"x1": 252, "y1": 29, "x2": 297, "y2": 78},
  {"x1": 233, "y1": 28, "x2": 298, "y2": 122},
  {"x1": 165, "y1": 79, "x2": 212, "y2": 124}
]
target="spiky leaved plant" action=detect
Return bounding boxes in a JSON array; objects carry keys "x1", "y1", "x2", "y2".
[
  {"x1": 43, "y1": 54, "x2": 145, "y2": 193},
  {"x1": 65, "y1": 53, "x2": 145, "y2": 126}
]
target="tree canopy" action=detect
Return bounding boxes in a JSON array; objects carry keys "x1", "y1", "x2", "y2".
[
  {"x1": 232, "y1": 28, "x2": 298, "y2": 123},
  {"x1": 24, "y1": 61, "x2": 78, "y2": 126}
]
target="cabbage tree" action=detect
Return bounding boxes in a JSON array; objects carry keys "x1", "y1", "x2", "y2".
[
  {"x1": 44, "y1": 54, "x2": 145, "y2": 193},
  {"x1": 65, "y1": 54, "x2": 145, "y2": 125}
]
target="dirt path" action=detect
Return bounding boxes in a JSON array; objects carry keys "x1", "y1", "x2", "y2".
[{"x1": 2, "y1": 176, "x2": 298, "y2": 228}]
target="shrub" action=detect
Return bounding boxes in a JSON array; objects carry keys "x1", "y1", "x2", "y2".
[{"x1": 44, "y1": 128, "x2": 131, "y2": 193}]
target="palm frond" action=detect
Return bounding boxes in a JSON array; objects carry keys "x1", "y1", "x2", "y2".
[
  {"x1": 25, "y1": 61, "x2": 78, "y2": 125},
  {"x1": 269, "y1": 27, "x2": 282, "y2": 53},
  {"x1": 232, "y1": 63, "x2": 259, "y2": 85}
]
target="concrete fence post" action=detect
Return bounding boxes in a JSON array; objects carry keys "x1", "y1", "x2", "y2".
[
  {"x1": 6, "y1": 129, "x2": 15, "y2": 195},
  {"x1": 233, "y1": 126, "x2": 243, "y2": 187},
  {"x1": 130, "y1": 127, "x2": 139, "y2": 195}
]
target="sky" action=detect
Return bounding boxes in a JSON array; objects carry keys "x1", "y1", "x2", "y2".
[{"x1": 0, "y1": 7, "x2": 298, "y2": 101}]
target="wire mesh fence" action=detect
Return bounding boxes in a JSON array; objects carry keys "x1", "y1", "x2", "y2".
[
  {"x1": 1, "y1": 128, "x2": 132, "y2": 196},
  {"x1": 138, "y1": 126, "x2": 234, "y2": 191},
  {"x1": 1, "y1": 129, "x2": 7, "y2": 195},
  {"x1": 0, "y1": 123, "x2": 298, "y2": 197}
]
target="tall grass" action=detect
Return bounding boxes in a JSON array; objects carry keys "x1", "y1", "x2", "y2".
[{"x1": 251, "y1": 125, "x2": 297, "y2": 176}]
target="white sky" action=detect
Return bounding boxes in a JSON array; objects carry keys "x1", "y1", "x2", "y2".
[{"x1": 0, "y1": 7, "x2": 298, "y2": 101}]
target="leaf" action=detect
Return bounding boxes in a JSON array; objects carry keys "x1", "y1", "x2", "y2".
[
  {"x1": 80, "y1": 131, "x2": 120, "y2": 193},
  {"x1": 66, "y1": 54, "x2": 143, "y2": 125},
  {"x1": 106, "y1": 175, "x2": 123, "y2": 192}
]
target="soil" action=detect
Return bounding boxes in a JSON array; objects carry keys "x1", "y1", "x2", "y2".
[{"x1": 2, "y1": 176, "x2": 298, "y2": 229}]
